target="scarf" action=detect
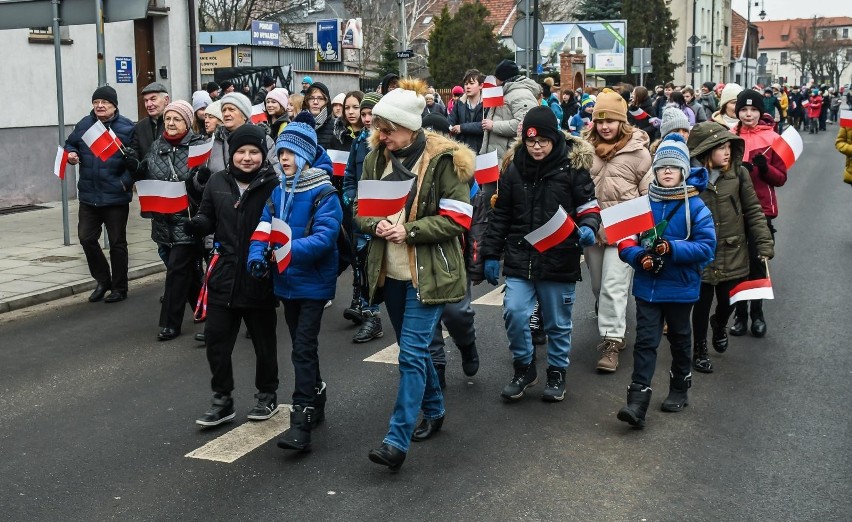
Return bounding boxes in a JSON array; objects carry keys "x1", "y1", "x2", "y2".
[
  {"x1": 163, "y1": 130, "x2": 187, "y2": 146},
  {"x1": 648, "y1": 178, "x2": 697, "y2": 239},
  {"x1": 513, "y1": 136, "x2": 568, "y2": 181},
  {"x1": 594, "y1": 129, "x2": 632, "y2": 162},
  {"x1": 279, "y1": 167, "x2": 332, "y2": 221},
  {"x1": 384, "y1": 129, "x2": 428, "y2": 219},
  {"x1": 228, "y1": 162, "x2": 262, "y2": 184},
  {"x1": 314, "y1": 106, "x2": 329, "y2": 130}
]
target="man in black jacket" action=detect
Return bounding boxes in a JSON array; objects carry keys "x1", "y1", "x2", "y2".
[
  {"x1": 133, "y1": 82, "x2": 170, "y2": 160},
  {"x1": 252, "y1": 75, "x2": 276, "y2": 105},
  {"x1": 187, "y1": 125, "x2": 280, "y2": 427},
  {"x1": 448, "y1": 69, "x2": 485, "y2": 153}
]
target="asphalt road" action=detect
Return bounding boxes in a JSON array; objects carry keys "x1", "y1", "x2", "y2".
[{"x1": 1, "y1": 127, "x2": 849, "y2": 521}]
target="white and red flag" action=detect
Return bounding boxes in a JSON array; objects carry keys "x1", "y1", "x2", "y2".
[
  {"x1": 82, "y1": 120, "x2": 122, "y2": 161},
  {"x1": 801, "y1": 100, "x2": 809, "y2": 108},
  {"x1": 474, "y1": 150, "x2": 499, "y2": 184},
  {"x1": 524, "y1": 205, "x2": 576, "y2": 253},
  {"x1": 250, "y1": 217, "x2": 291, "y2": 244},
  {"x1": 770, "y1": 126, "x2": 803, "y2": 169},
  {"x1": 356, "y1": 178, "x2": 415, "y2": 217},
  {"x1": 729, "y1": 278, "x2": 774, "y2": 304},
  {"x1": 839, "y1": 109, "x2": 852, "y2": 128},
  {"x1": 600, "y1": 195, "x2": 654, "y2": 243},
  {"x1": 482, "y1": 85, "x2": 504, "y2": 109},
  {"x1": 438, "y1": 198, "x2": 473, "y2": 229},
  {"x1": 135, "y1": 179, "x2": 188, "y2": 214},
  {"x1": 250, "y1": 103, "x2": 267, "y2": 124},
  {"x1": 628, "y1": 107, "x2": 650, "y2": 120},
  {"x1": 483, "y1": 75, "x2": 498, "y2": 88},
  {"x1": 327, "y1": 149, "x2": 350, "y2": 177},
  {"x1": 273, "y1": 238, "x2": 292, "y2": 273},
  {"x1": 187, "y1": 140, "x2": 214, "y2": 168},
  {"x1": 54, "y1": 146, "x2": 68, "y2": 180}
]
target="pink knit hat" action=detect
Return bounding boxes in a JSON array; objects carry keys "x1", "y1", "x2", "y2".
[
  {"x1": 164, "y1": 100, "x2": 194, "y2": 129},
  {"x1": 265, "y1": 88, "x2": 290, "y2": 110}
]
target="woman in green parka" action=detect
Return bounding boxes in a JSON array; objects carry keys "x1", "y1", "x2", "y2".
[{"x1": 686, "y1": 122, "x2": 774, "y2": 373}]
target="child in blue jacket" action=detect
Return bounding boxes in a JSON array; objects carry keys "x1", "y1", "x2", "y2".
[
  {"x1": 615, "y1": 134, "x2": 716, "y2": 428},
  {"x1": 247, "y1": 119, "x2": 342, "y2": 452}
]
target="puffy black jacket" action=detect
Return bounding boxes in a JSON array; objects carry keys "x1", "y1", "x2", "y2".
[
  {"x1": 136, "y1": 132, "x2": 209, "y2": 246},
  {"x1": 448, "y1": 95, "x2": 484, "y2": 153},
  {"x1": 482, "y1": 134, "x2": 601, "y2": 282},
  {"x1": 191, "y1": 163, "x2": 278, "y2": 309},
  {"x1": 314, "y1": 107, "x2": 336, "y2": 150},
  {"x1": 133, "y1": 115, "x2": 164, "y2": 160},
  {"x1": 65, "y1": 111, "x2": 136, "y2": 206}
]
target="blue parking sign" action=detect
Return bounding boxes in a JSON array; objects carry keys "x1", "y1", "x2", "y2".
[{"x1": 115, "y1": 57, "x2": 133, "y2": 84}]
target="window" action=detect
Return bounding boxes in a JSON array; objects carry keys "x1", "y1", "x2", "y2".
[
  {"x1": 29, "y1": 26, "x2": 72, "y2": 44},
  {"x1": 723, "y1": 25, "x2": 729, "y2": 46},
  {"x1": 780, "y1": 51, "x2": 787, "y2": 64},
  {"x1": 781, "y1": 34, "x2": 788, "y2": 41},
  {"x1": 843, "y1": 28, "x2": 849, "y2": 39}
]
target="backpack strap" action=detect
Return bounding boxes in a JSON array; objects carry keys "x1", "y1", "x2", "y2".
[{"x1": 304, "y1": 184, "x2": 339, "y2": 235}]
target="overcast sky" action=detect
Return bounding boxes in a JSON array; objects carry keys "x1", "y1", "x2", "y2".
[{"x1": 730, "y1": 0, "x2": 850, "y2": 21}]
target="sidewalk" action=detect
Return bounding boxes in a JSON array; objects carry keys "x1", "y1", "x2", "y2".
[{"x1": 0, "y1": 199, "x2": 163, "y2": 313}]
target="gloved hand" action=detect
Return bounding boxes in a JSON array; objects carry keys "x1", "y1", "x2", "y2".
[
  {"x1": 184, "y1": 219, "x2": 200, "y2": 237},
  {"x1": 196, "y1": 166, "x2": 212, "y2": 184},
  {"x1": 342, "y1": 194, "x2": 352, "y2": 207},
  {"x1": 752, "y1": 153, "x2": 768, "y2": 175},
  {"x1": 578, "y1": 226, "x2": 596, "y2": 248},
  {"x1": 484, "y1": 259, "x2": 500, "y2": 286},
  {"x1": 741, "y1": 161, "x2": 753, "y2": 172},
  {"x1": 123, "y1": 147, "x2": 139, "y2": 173},
  {"x1": 653, "y1": 238, "x2": 671, "y2": 256},
  {"x1": 249, "y1": 260, "x2": 269, "y2": 280},
  {"x1": 640, "y1": 253, "x2": 665, "y2": 274}
]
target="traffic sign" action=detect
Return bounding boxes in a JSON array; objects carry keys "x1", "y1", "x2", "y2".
[
  {"x1": 512, "y1": 16, "x2": 545, "y2": 48},
  {"x1": 688, "y1": 35, "x2": 700, "y2": 46},
  {"x1": 396, "y1": 49, "x2": 414, "y2": 59}
]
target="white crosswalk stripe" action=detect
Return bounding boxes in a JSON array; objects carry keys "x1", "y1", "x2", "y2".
[
  {"x1": 185, "y1": 405, "x2": 289, "y2": 463},
  {"x1": 471, "y1": 284, "x2": 504, "y2": 306}
]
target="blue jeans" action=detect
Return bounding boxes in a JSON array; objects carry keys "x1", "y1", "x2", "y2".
[
  {"x1": 382, "y1": 278, "x2": 445, "y2": 453},
  {"x1": 503, "y1": 277, "x2": 576, "y2": 368}
]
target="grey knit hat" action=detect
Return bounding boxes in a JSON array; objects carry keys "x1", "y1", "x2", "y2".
[
  {"x1": 660, "y1": 107, "x2": 691, "y2": 138},
  {"x1": 219, "y1": 92, "x2": 252, "y2": 120},
  {"x1": 652, "y1": 134, "x2": 691, "y2": 176}
]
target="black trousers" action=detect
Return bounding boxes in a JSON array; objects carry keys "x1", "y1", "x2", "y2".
[
  {"x1": 736, "y1": 217, "x2": 776, "y2": 320},
  {"x1": 205, "y1": 304, "x2": 278, "y2": 395},
  {"x1": 77, "y1": 203, "x2": 129, "y2": 292},
  {"x1": 632, "y1": 300, "x2": 693, "y2": 386},
  {"x1": 158, "y1": 243, "x2": 203, "y2": 330},
  {"x1": 692, "y1": 280, "x2": 743, "y2": 343},
  {"x1": 282, "y1": 299, "x2": 326, "y2": 406}
]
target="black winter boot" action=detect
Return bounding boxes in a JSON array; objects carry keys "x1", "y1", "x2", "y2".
[
  {"x1": 617, "y1": 383, "x2": 652, "y2": 428},
  {"x1": 541, "y1": 366, "x2": 566, "y2": 402},
  {"x1": 501, "y1": 359, "x2": 538, "y2": 400},
  {"x1": 730, "y1": 303, "x2": 748, "y2": 336},
  {"x1": 750, "y1": 301, "x2": 767, "y2": 337},
  {"x1": 709, "y1": 315, "x2": 729, "y2": 353},
  {"x1": 661, "y1": 371, "x2": 692, "y2": 412},
  {"x1": 277, "y1": 406, "x2": 313, "y2": 452},
  {"x1": 458, "y1": 342, "x2": 479, "y2": 376},
  {"x1": 312, "y1": 382, "x2": 326, "y2": 427},
  {"x1": 352, "y1": 312, "x2": 383, "y2": 343},
  {"x1": 343, "y1": 297, "x2": 364, "y2": 325},
  {"x1": 692, "y1": 339, "x2": 713, "y2": 373}
]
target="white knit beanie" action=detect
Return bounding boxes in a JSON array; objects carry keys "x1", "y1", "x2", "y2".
[
  {"x1": 718, "y1": 83, "x2": 743, "y2": 112},
  {"x1": 220, "y1": 92, "x2": 252, "y2": 120},
  {"x1": 205, "y1": 100, "x2": 224, "y2": 122},
  {"x1": 372, "y1": 82, "x2": 426, "y2": 131},
  {"x1": 192, "y1": 90, "x2": 212, "y2": 112}
]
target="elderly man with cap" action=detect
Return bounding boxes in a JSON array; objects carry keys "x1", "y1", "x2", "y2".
[
  {"x1": 64, "y1": 85, "x2": 136, "y2": 303},
  {"x1": 133, "y1": 82, "x2": 170, "y2": 161},
  {"x1": 479, "y1": 59, "x2": 540, "y2": 162}
]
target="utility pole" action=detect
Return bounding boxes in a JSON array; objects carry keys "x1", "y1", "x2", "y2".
[
  {"x1": 398, "y1": 0, "x2": 407, "y2": 77},
  {"x1": 53, "y1": 0, "x2": 70, "y2": 245},
  {"x1": 531, "y1": 0, "x2": 539, "y2": 79},
  {"x1": 95, "y1": 0, "x2": 106, "y2": 85},
  {"x1": 691, "y1": 0, "x2": 697, "y2": 87}
]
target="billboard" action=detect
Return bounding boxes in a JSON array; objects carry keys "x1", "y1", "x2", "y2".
[
  {"x1": 342, "y1": 18, "x2": 363, "y2": 50},
  {"x1": 536, "y1": 20, "x2": 627, "y2": 75},
  {"x1": 316, "y1": 19, "x2": 341, "y2": 62},
  {"x1": 200, "y1": 45, "x2": 233, "y2": 75}
]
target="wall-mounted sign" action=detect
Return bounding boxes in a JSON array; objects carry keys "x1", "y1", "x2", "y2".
[
  {"x1": 237, "y1": 46, "x2": 252, "y2": 66},
  {"x1": 316, "y1": 19, "x2": 340, "y2": 62},
  {"x1": 115, "y1": 56, "x2": 133, "y2": 83},
  {"x1": 251, "y1": 20, "x2": 280, "y2": 47},
  {"x1": 200, "y1": 45, "x2": 233, "y2": 75}
]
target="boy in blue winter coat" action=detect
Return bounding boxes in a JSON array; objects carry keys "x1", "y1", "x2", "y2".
[
  {"x1": 615, "y1": 134, "x2": 716, "y2": 428},
  {"x1": 247, "y1": 119, "x2": 343, "y2": 452}
]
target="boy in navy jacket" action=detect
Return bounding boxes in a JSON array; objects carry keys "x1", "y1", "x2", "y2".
[{"x1": 616, "y1": 135, "x2": 716, "y2": 428}]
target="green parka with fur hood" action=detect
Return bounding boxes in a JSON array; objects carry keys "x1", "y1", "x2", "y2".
[
  {"x1": 687, "y1": 122, "x2": 774, "y2": 285},
  {"x1": 355, "y1": 130, "x2": 475, "y2": 305}
]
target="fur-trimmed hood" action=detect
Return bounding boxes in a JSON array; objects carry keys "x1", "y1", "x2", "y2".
[
  {"x1": 501, "y1": 131, "x2": 595, "y2": 172},
  {"x1": 368, "y1": 129, "x2": 474, "y2": 182}
]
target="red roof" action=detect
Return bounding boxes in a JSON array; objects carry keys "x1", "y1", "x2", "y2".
[
  {"x1": 755, "y1": 16, "x2": 852, "y2": 49},
  {"x1": 414, "y1": 0, "x2": 517, "y2": 39},
  {"x1": 731, "y1": 10, "x2": 748, "y2": 60}
]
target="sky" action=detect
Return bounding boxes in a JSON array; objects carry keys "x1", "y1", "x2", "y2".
[{"x1": 731, "y1": 0, "x2": 851, "y2": 21}]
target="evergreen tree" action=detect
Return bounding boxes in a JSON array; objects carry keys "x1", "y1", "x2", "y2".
[
  {"x1": 376, "y1": 35, "x2": 400, "y2": 78},
  {"x1": 621, "y1": 0, "x2": 678, "y2": 86},
  {"x1": 575, "y1": 0, "x2": 622, "y2": 21},
  {"x1": 428, "y1": 3, "x2": 513, "y2": 88}
]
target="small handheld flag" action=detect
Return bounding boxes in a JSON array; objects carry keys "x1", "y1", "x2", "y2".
[
  {"x1": 729, "y1": 278, "x2": 774, "y2": 304},
  {"x1": 474, "y1": 151, "x2": 499, "y2": 184},
  {"x1": 250, "y1": 103, "x2": 267, "y2": 124},
  {"x1": 327, "y1": 149, "x2": 350, "y2": 177},
  {"x1": 357, "y1": 179, "x2": 416, "y2": 217},
  {"x1": 600, "y1": 195, "x2": 655, "y2": 244},
  {"x1": 136, "y1": 180, "x2": 189, "y2": 214},
  {"x1": 54, "y1": 146, "x2": 68, "y2": 179},
  {"x1": 839, "y1": 109, "x2": 852, "y2": 128},
  {"x1": 82, "y1": 120, "x2": 122, "y2": 161},
  {"x1": 770, "y1": 127, "x2": 803, "y2": 169},
  {"x1": 524, "y1": 206, "x2": 576, "y2": 253},
  {"x1": 187, "y1": 140, "x2": 214, "y2": 169}
]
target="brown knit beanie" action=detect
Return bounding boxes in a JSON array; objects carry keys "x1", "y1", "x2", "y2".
[
  {"x1": 164, "y1": 100, "x2": 194, "y2": 129},
  {"x1": 592, "y1": 88, "x2": 628, "y2": 122}
]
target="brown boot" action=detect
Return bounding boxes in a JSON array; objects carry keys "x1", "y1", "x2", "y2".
[{"x1": 596, "y1": 338, "x2": 626, "y2": 372}]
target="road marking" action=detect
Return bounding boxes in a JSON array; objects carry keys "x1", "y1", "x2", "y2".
[
  {"x1": 363, "y1": 331, "x2": 449, "y2": 365},
  {"x1": 472, "y1": 284, "x2": 504, "y2": 306},
  {"x1": 185, "y1": 405, "x2": 290, "y2": 463}
]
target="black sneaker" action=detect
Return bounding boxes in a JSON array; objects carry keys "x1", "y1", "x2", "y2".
[
  {"x1": 501, "y1": 360, "x2": 538, "y2": 400},
  {"x1": 541, "y1": 366, "x2": 566, "y2": 402},
  {"x1": 246, "y1": 392, "x2": 278, "y2": 420},
  {"x1": 352, "y1": 313, "x2": 383, "y2": 343},
  {"x1": 196, "y1": 393, "x2": 235, "y2": 427}
]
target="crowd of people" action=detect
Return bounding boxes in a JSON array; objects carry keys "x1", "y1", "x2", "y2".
[{"x1": 62, "y1": 61, "x2": 852, "y2": 471}]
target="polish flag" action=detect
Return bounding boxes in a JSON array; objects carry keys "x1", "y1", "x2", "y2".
[
  {"x1": 187, "y1": 140, "x2": 214, "y2": 168},
  {"x1": 250, "y1": 220, "x2": 272, "y2": 242},
  {"x1": 839, "y1": 109, "x2": 852, "y2": 128},
  {"x1": 483, "y1": 75, "x2": 497, "y2": 88},
  {"x1": 801, "y1": 100, "x2": 809, "y2": 108},
  {"x1": 82, "y1": 120, "x2": 122, "y2": 161},
  {"x1": 438, "y1": 198, "x2": 473, "y2": 229},
  {"x1": 482, "y1": 85, "x2": 504, "y2": 109},
  {"x1": 273, "y1": 239, "x2": 292, "y2": 273},
  {"x1": 251, "y1": 217, "x2": 292, "y2": 245},
  {"x1": 729, "y1": 278, "x2": 774, "y2": 304},
  {"x1": 250, "y1": 103, "x2": 267, "y2": 124},
  {"x1": 327, "y1": 149, "x2": 350, "y2": 177},
  {"x1": 524, "y1": 205, "x2": 576, "y2": 253},
  {"x1": 135, "y1": 179, "x2": 188, "y2": 214},
  {"x1": 770, "y1": 126, "x2": 803, "y2": 169},
  {"x1": 357, "y1": 178, "x2": 415, "y2": 217},
  {"x1": 474, "y1": 150, "x2": 499, "y2": 184},
  {"x1": 628, "y1": 107, "x2": 649, "y2": 120},
  {"x1": 54, "y1": 146, "x2": 68, "y2": 179},
  {"x1": 600, "y1": 195, "x2": 655, "y2": 243}
]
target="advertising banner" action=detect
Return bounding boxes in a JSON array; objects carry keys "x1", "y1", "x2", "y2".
[
  {"x1": 536, "y1": 20, "x2": 627, "y2": 75},
  {"x1": 316, "y1": 19, "x2": 341, "y2": 62},
  {"x1": 200, "y1": 45, "x2": 233, "y2": 75}
]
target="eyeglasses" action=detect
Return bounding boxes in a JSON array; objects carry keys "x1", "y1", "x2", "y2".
[
  {"x1": 372, "y1": 125, "x2": 395, "y2": 136},
  {"x1": 92, "y1": 100, "x2": 112, "y2": 107},
  {"x1": 654, "y1": 166, "x2": 679, "y2": 174},
  {"x1": 524, "y1": 138, "x2": 551, "y2": 148},
  {"x1": 307, "y1": 96, "x2": 326, "y2": 102}
]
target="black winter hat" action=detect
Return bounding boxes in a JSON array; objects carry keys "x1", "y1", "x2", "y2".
[
  {"x1": 306, "y1": 81, "x2": 331, "y2": 102},
  {"x1": 735, "y1": 89, "x2": 764, "y2": 118},
  {"x1": 522, "y1": 106, "x2": 561, "y2": 145},
  {"x1": 422, "y1": 113, "x2": 450, "y2": 135},
  {"x1": 228, "y1": 125, "x2": 268, "y2": 161},
  {"x1": 261, "y1": 75, "x2": 275, "y2": 87},
  {"x1": 702, "y1": 81, "x2": 716, "y2": 92},
  {"x1": 495, "y1": 59, "x2": 520, "y2": 82},
  {"x1": 206, "y1": 81, "x2": 220, "y2": 94},
  {"x1": 92, "y1": 85, "x2": 118, "y2": 108}
]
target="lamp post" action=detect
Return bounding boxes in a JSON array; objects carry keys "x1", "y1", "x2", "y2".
[{"x1": 691, "y1": 0, "x2": 697, "y2": 87}]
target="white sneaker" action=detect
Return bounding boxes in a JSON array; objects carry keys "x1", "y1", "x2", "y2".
[{"x1": 324, "y1": 300, "x2": 333, "y2": 309}]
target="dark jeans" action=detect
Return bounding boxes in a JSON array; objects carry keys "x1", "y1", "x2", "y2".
[
  {"x1": 428, "y1": 279, "x2": 475, "y2": 366},
  {"x1": 159, "y1": 243, "x2": 203, "y2": 330},
  {"x1": 632, "y1": 300, "x2": 693, "y2": 386},
  {"x1": 77, "y1": 203, "x2": 129, "y2": 292},
  {"x1": 282, "y1": 298, "x2": 326, "y2": 407},
  {"x1": 692, "y1": 280, "x2": 743, "y2": 342},
  {"x1": 205, "y1": 304, "x2": 278, "y2": 395},
  {"x1": 736, "y1": 217, "x2": 776, "y2": 320}
]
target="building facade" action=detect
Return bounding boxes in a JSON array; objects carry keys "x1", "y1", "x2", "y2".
[{"x1": 668, "y1": 0, "x2": 733, "y2": 86}]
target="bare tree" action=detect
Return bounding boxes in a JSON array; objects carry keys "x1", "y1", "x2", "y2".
[
  {"x1": 538, "y1": 0, "x2": 582, "y2": 22},
  {"x1": 342, "y1": 0, "x2": 398, "y2": 76},
  {"x1": 789, "y1": 16, "x2": 851, "y2": 85}
]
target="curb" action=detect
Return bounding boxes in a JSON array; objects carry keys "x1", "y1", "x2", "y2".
[{"x1": 0, "y1": 262, "x2": 165, "y2": 314}]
